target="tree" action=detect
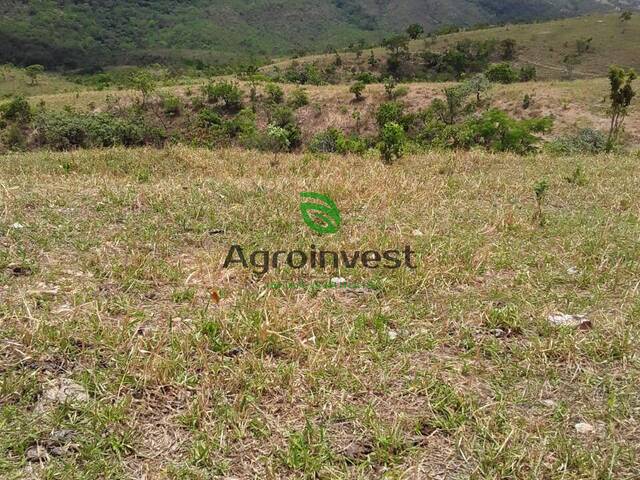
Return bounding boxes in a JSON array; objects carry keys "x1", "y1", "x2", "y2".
[
  {"x1": 203, "y1": 81, "x2": 243, "y2": 111},
  {"x1": 384, "y1": 76, "x2": 397, "y2": 99},
  {"x1": 130, "y1": 70, "x2": 156, "y2": 107},
  {"x1": 562, "y1": 53, "x2": 582, "y2": 80},
  {"x1": 500, "y1": 39, "x2": 517, "y2": 60},
  {"x1": 620, "y1": 11, "x2": 633, "y2": 23},
  {"x1": 379, "y1": 122, "x2": 405, "y2": 164},
  {"x1": 485, "y1": 63, "x2": 519, "y2": 84},
  {"x1": 266, "y1": 124, "x2": 291, "y2": 164},
  {"x1": 466, "y1": 74, "x2": 491, "y2": 103},
  {"x1": 382, "y1": 35, "x2": 410, "y2": 57},
  {"x1": 368, "y1": 50, "x2": 378, "y2": 68},
  {"x1": 606, "y1": 66, "x2": 636, "y2": 149},
  {"x1": 431, "y1": 83, "x2": 474, "y2": 124},
  {"x1": 349, "y1": 81, "x2": 365, "y2": 101},
  {"x1": 265, "y1": 83, "x2": 285, "y2": 104},
  {"x1": 406, "y1": 24, "x2": 424, "y2": 40},
  {"x1": 25, "y1": 64, "x2": 44, "y2": 86}
]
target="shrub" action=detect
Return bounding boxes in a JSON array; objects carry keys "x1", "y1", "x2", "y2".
[
  {"x1": 308, "y1": 128, "x2": 367, "y2": 154},
  {"x1": 198, "y1": 107, "x2": 223, "y2": 127},
  {"x1": 547, "y1": 128, "x2": 607, "y2": 154},
  {"x1": 420, "y1": 109, "x2": 552, "y2": 154},
  {"x1": 1, "y1": 96, "x2": 32, "y2": 123},
  {"x1": 34, "y1": 110, "x2": 150, "y2": 150},
  {"x1": 350, "y1": 81, "x2": 366, "y2": 101},
  {"x1": 219, "y1": 109, "x2": 257, "y2": 139},
  {"x1": 288, "y1": 87, "x2": 309, "y2": 109},
  {"x1": 354, "y1": 71, "x2": 377, "y2": 84},
  {"x1": 471, "y1": 109, "x2": 552, "y2": 153},
  {"x1": 379, "y1": 122, "x2": 405, "y2": 164},
  {"x1": 162, "y1": 94, "x2": 181, "y2": 117},
  {"x1": 519, "y1": 65, "x2": 537, "y2": 82},
  {"x1": 376, "y1": 101, "x2": 407, "y2": 129},
  {"x1": 2, "y1": 124, "x2": 27, "y2": 150},
  {"x1": 267, "y1": 105, "x2": 301, "y2": 149},
  {"x1": 265, "y1": 83, "x2": 285, "y2": 104},
  {"x1": 485, "y1": 63, "x2": 519, "y2": 84},
  {"x1": 203, "y1": 81, "x2": 243, "y2": 111},
  {"x1": 384, "y1": 76, "x2": 398, "y2": 99}
]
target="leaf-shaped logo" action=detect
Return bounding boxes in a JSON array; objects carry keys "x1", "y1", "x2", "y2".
[{"x1": 300, "y1": 192, "x2": 341, "y2": 235}]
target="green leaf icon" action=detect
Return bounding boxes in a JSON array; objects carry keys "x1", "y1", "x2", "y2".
[{"x1": 300, "y1": 192, "x2": 341, "y2": 235}]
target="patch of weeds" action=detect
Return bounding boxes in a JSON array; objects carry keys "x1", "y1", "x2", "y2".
[
  {"x1": 485, "y1": 304, "x2": 523, "y2": 336},
  {"x1": 281, "y1": 420, "x2": 333, "y2": 476}
]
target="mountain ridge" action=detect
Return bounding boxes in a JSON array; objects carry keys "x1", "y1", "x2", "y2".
[{"x1": 1, "y1": 0, "x2": 639, "y2": 69}]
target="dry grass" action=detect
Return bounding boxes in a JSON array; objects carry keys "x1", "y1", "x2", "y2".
[{"x1": 1, "y1": 146, "x2": 639, "y2": 478}]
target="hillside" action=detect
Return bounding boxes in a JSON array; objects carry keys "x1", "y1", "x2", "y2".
[
  {"x1": 1, "y1": 0, "x2": 639, "y2": 69},
  {"x1": 267, "y1": 12, "x2": 640, "y2": 81}
]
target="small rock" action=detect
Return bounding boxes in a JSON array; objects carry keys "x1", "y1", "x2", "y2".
[
  {"x1": 35, "y1": 378, "x2": 89, "y2": 413},
  {"x1": 541, "y1": 399, "x2": 556, "y2": 408},
  {"x1": 548, "y1": 313, "x2": 592, "y2": 329},
  {"x1": 26, "y1": 445, "x2": 49, "y2": 462},
  {"x1": 412, "y1": 229, "x2": 424, "y2": 237},
  {"x1": 331, "y1": 277, "x2": 347, "y2": 286},
  {"x1": 575, "y1": 422, "x2": 595, "y2": 435},
  {"x1": 10, "y1": 222, "x2": 24, "y2": 229},
  {"x1": 567, "y1": 267, "x2": 579, "y2": 275},
  {"x1": 388, "y1": 330, "x2": 398, "y2": 340}
]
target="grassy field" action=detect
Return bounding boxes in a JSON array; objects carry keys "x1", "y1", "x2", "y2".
[
  {"x1": 269, "y1": 13, "x2": 640, "y2": 81},
  {"x1": 1, "y1": 146, "x2": 639, "y2": 478}
]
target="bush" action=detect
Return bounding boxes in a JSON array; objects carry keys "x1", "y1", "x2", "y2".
[
  {"x1": 34, "y1": 110, "x2": 151, "y2": 150},
  {"x1": 420, "y1": 109, "x2": 552, "y2": 154},
  {"x1": 1, "y1": 124, "x2": 27, "y2": 150},
  {"x1": 471, "y1": 109, "x2": 552, "y2": 153},
  {"x1": 308, "y1": 128, "x2": 367, "y2": 154},
  {"x1": 1, "y1": 96, "x2": 32, "y2": 123},
  {"x1": 485, "y1": 63, "x2": 519, "y2": 84},
  {"x1": 379, "y1": 122, "x2": 405, "y2": 164},
  {"x1": 219, "y1": 109, "x2": 257, "y2": 139},
  {"x1": 162, "y1": 94, "x2": 181, "y2": 117},
  {"x1": 265, "y1": 83, "x2": 285, "y2": 104},
  {"x1": 198, "y1": 108, "x2": 222, "y2": 127},
  {"x1": 519, "y1": 65, "x2": 537, "y2": 82},
  {"x1": 350, "y1": 81, "x2": 365, "y2": 101},
  {"x1": 376, "y1": 101, "x2": 409, "y2": 129},
  {"x1": 202, "y1": 81, "x2": 243, "y2": 111},
  {"x1": 288, "y1": 87, "x2": 309, "y2": 109},
  {"x1": 267, "y1": 105, "x2": 301, "y2": 149},
  {"x1": 547, "y1": 128, "x2": 607, "y2": 154},
  {"x1": 354, "y1": 71, "x2": 377, "y2": 84}
]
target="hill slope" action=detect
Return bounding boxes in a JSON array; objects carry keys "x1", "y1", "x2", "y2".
[
  {"x1": 266, "y1": 13, "x2": 640, "y2": 81},
  {"x1": 1, "y1": 0, "x2": 639, "y2": 69}
]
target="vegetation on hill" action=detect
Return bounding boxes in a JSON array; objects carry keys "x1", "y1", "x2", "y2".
[
  {"x1": 267, "y1": 12, "x2": 640, "y2": 82},
  {"x1": 0, "y1": 1, "x2": 638, "y2": 69}
]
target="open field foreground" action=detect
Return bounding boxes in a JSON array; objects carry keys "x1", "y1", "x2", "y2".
[{"x1": 1, "y1": 147, "x2": 640, "y2": 479}]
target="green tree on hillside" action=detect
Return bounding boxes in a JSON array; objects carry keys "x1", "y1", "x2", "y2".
[
  {"x1": 25, "y1": 64, "x2": 44, "y2": 85},
  {"x1": 606, "y1": 66, "x2": 636, "y2": 149},
  {"x1": 406, "y1": 24, "x2": 424, "y2": 40},
  {"x1": 349, "y1": 81, "x2": 365, "y2": 101},
  {"x1": 130, "y1": 70, "x2": 156, "y2": 107}
]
